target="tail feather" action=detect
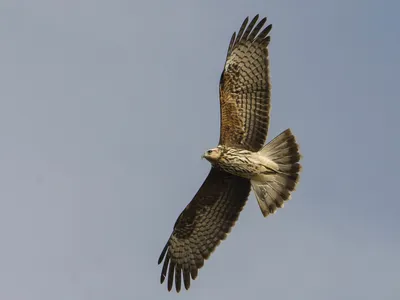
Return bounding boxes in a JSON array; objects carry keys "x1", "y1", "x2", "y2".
[{"x1": 251, "y1": 129, "x2": 301, "y2": 217}]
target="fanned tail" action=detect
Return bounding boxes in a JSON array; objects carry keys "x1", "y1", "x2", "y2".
[{"x1": 251, "y1": 129, "x2": 301, "y2": 217}]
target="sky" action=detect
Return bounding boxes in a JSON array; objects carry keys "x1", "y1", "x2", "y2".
[{"x1": 0, "y1": 0, "x2": 399, "y2": 299}]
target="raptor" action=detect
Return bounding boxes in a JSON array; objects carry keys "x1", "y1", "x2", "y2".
[{"x1": 158, "y1": 15, "x2": 302, "y2": 292}]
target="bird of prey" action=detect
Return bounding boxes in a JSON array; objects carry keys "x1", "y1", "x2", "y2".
[{"x1": 158, "y1": 15, "x2": 301, "y2": 292}]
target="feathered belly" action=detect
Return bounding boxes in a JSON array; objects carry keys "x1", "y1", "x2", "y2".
[
  {"x1": 216, "y1": 154, "x2": 262, "y2": 179},
  {"x1": 215, "y1": 149, "x2": 278, "y2": 179}
]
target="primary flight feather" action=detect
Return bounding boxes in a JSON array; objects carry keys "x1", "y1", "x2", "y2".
[{"x1": 158, "y1": 15, "x2": 302, "y2": 292}]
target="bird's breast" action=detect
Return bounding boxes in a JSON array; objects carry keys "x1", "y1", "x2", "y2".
[{"x1": 216, "y1": 149, "x2": 261, "y2": 178}]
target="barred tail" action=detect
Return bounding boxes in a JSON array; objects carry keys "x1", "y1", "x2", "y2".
[{"x1": 251, "y1": 129, "x2": 301, "y2": 217}]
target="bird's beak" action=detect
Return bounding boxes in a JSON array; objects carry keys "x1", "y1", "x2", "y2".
[{"x1": 201, "y1": 154, "x2": 205, "y2": 159}]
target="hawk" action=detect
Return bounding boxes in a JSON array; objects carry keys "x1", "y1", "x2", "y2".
[{"x1": 158, "y1": 15, "x2": 301, "y2": 292}]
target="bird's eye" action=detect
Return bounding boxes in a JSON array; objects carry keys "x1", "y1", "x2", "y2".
[{"x1": 207, "y1": 150, "x2": 212, "y2": 154}]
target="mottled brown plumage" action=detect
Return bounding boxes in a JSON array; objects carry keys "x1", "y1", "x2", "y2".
[
  {"x1": 158, "y1": 168, "x2": 251, "y2": 292},
  {"x1": 219, "y1": 15, "x2": 271, "y2": 152},
  {"x1": 158, "y1": 15, "x2": 301, "y2": 292}
]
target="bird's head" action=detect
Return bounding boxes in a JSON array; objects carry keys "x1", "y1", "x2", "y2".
[{"x1": 202, "y1": 147, "x2": 222, "y2": 162}]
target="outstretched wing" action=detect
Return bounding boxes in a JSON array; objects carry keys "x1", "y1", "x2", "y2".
[
  {"x1": 158, "y1": 168, "x2": 251, "y2": 292},
  {"x1": 219, "y1": 15, "x2": 272, "y2": 152}
]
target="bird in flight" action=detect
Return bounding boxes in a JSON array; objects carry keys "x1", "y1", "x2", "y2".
[{"x1": 158, "y1": 15, "x2": 302, "y2": 292}]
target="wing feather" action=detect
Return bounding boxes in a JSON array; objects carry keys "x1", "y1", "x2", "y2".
[
  {"x1": 248, "y1": 17, "x2": 267, "y2": 41},
  {"x1": 219, "y1": 15, "x2": 272, "y2": 151},
  {"x1": 158, "y1": 168, "x2": 251, "y2": 292},
  {"x1": 235, "y1": 17, "x2": 248, "y2": 44},
  {"x1": 241, "y1": 15, "x2": 259, "y2": 41}
]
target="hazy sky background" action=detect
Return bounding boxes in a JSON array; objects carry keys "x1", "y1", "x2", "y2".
[{"x1": 1, "y1": 1, "x2": 399, "y2": 299}]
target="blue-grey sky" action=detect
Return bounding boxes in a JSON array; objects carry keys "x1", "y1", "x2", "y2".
[{"x1": 1, "y1": 1, "x2": 399, "y2": 299}]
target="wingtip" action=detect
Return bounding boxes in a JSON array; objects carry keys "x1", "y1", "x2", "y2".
[
  {"x1": 157, "y1": 256, "x2": 163, "y2": 265},
  {"x1": 158, "y1": 242, "x2": 169, "y2": 264},
  {"x1": 160, "y1": 272, "x2": 166, "y2": 284},
  {"x1": 251, "y1": 14, "x2": 259, "y2": 23}
]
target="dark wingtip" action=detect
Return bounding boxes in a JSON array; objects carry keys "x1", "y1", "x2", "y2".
[
  {"x1": 236, "y1": 16, "x2": 249, "y2": 42},
  {"x1": 252, "y1": 14, "x2": 259, "y2": 23},
  {"x1": 190, "y1": 267, "x2": 198, "y2": 280},
  {"x1": 160, "y1": 250, "x2": 170, "y2": 284},
  {"x1": 167, "y1": 262, "x2": 175, "y2": 291},
  {"x1": 160, "y1": 271, "x2": 166, "y2": 284},
  {"x1": 175, "y1": 266, "x2": 182, "y2": 293},
  {"x1": 158, "y1": 242, "x2": 168, "y2": 265},
  {"x1": 183, "y1": 269, "x2": 191, "y2": 290}
]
